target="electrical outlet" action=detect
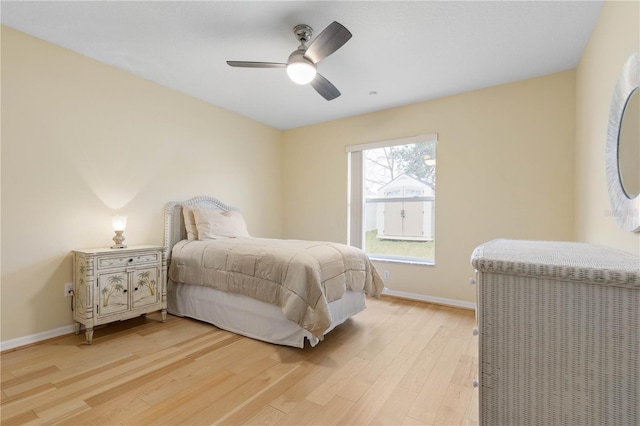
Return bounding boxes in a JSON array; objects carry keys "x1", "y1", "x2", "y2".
[
  {"x1": 383, "y1": 270, "x2": 390, "y2": 280},
  {"x1": 64, "y1": 283, "x2": 73, "y2": 297}
]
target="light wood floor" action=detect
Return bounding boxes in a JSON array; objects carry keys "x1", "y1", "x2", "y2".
[{"x1": 1, "y1": 296, "x2": 478, "y2": 425}]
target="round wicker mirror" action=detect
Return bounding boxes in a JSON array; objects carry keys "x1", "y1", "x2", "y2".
[{"x1": 606, "y1": 52, "x2": 640, "y2": 232}]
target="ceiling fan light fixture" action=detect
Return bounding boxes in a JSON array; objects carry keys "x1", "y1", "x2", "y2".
[
  {"x1": 286, "y1": 50, "x2": 317, "y2": 85},
  {"x1": 287, "y1": 62, "x2": 316, "y2": 84}
]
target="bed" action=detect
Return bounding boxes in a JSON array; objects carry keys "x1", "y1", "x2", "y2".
[{"x1": 163, "y1": 196, "x2": 384, "y2": 348}]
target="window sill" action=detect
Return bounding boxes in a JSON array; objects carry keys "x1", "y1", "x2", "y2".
[{"x1": 369, "y1": 256, "x2": 435, "y2": 266}]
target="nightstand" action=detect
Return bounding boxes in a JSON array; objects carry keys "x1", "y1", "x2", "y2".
[{"x1": 71, "y1": 245, "x2": 167, "y2": 344}]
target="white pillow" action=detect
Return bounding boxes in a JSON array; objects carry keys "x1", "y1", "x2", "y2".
[
  {"x1": 182, "y1": 205, "x2": 198, "y2": 241},
  {"x1": 193, "y1": 208, "x2": 250, "y2": 240}
]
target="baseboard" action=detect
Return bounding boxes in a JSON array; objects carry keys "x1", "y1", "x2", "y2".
[
  {"x1": 382, "y1": 288, "x2": 476, "y2": 310},
  {"x1": 1, "y1": 324, "x2": 77, "y2": 352}
]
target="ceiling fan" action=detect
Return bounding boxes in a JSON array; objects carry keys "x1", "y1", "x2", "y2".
[{"x1": 227, "y1": 21, "x2": 352, "y2": 101}]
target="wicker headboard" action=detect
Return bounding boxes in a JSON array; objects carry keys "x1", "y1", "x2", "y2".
[{"x1": 163, "y1": 196, "x2": 239, "y2": 261}]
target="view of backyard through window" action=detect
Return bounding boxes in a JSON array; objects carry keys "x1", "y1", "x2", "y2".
[{"x1": 363, "y1": 141, "x2": 436, "y2": 263}]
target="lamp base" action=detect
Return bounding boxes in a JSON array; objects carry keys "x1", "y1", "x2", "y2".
[{"x1": 111, "y1": 230, "x2": 126, "y2": 249}]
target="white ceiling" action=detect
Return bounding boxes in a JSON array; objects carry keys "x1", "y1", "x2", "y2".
[{"x1": 1, "y1": 1, "x2": 603, "y2": 130}]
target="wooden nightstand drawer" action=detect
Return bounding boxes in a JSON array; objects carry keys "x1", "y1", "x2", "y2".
[{"x1": 97, "y1": 252, "x2": 160, "y2": 269}]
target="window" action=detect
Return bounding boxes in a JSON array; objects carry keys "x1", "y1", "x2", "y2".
[{"x1": 347, "y1": 134, "x2": 437, "y2": 264}]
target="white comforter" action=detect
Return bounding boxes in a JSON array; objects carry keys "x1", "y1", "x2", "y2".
[{"x1": 169, "y1": 238, "x2": 384, "y2": 338}]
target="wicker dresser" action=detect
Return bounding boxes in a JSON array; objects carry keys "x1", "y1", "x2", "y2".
[{"x1": 471, "y1": 239, "x2": 639, "y2": 426}]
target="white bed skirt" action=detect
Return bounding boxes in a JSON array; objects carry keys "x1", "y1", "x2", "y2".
[{"x1": 167, "y1": 279, "x2": 367, "y2": 348}]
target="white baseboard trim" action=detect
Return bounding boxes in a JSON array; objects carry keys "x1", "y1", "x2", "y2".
[
  {"x1": 382, "y1": 288, "x2": 476, "y2": 310},
  {"x1": 1, "y1": 324, "x2": 77, "y2": 352}
]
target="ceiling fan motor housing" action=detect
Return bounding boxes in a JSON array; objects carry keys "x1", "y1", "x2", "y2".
[{"x1": 287, "y1": 48, "x2": 314, "y2": 67}]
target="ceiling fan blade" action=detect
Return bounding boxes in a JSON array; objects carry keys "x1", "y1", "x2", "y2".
[
  {"x1": 311, "y1": 74, "x2": 341, "y2": 101},
  {"x1": 226, "y1": 61, "x2": 287, "y2": 68},
  {"x1": 304, "y1": 21, "x2": 352, "y2": 64}
]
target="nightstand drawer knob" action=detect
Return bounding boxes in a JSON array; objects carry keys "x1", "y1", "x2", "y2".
[
  {"x1": 469, "y1": 278, "x2": 476, "y2": 286},
  {"x1": 123, "y1": 289, "x2": 127, "y2": 293},
  {"x1": 128, "y1": 258, "x2": 134, "y2": 263},
  {"x1": 472, "y1": 328, "x2": 479, "y2": 336},
  {"x1": 472, "y1": 379, "x2": 479, "y2": 388},
  {"x1": 134, "y1": 287, "x2": 139, "y2": 291}
]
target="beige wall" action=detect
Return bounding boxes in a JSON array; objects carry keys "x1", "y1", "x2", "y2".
[
  {"x1": 283, "y1": 71, "x2": 576, "y2": 303},
  {"x1": 5, "y1": 1, "x2": 636, "y2": 344},
  {"x1": 575, "y1": 0, "x2": 640, "y2": 255},
  {"x1": 1, "y1": 27, "x2": 284, "y2": 342}
]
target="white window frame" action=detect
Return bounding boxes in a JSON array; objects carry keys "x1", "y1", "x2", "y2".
[{"x1": 346, "y1": 133, "x2": 438, "y2": 265}]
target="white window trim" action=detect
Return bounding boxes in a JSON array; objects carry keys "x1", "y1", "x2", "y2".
[
  {"x1": 345, "y1": 133, "x2": 438, "y2": 153},
  {"x1": 346, "y1": 133, "x2": 438, "y2": 262}
]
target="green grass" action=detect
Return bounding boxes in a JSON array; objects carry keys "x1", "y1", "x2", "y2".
[{"x1": 365, "y1": 230, "x2": 435, "y2": 260}]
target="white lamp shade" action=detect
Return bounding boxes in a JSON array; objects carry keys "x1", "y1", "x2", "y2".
[
  {"x1": 112, "y1": 215, "x2": 127, "y2": 232},
  {"x1": 286, "y1": 62, "x2": 317, "y2": 85}
]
